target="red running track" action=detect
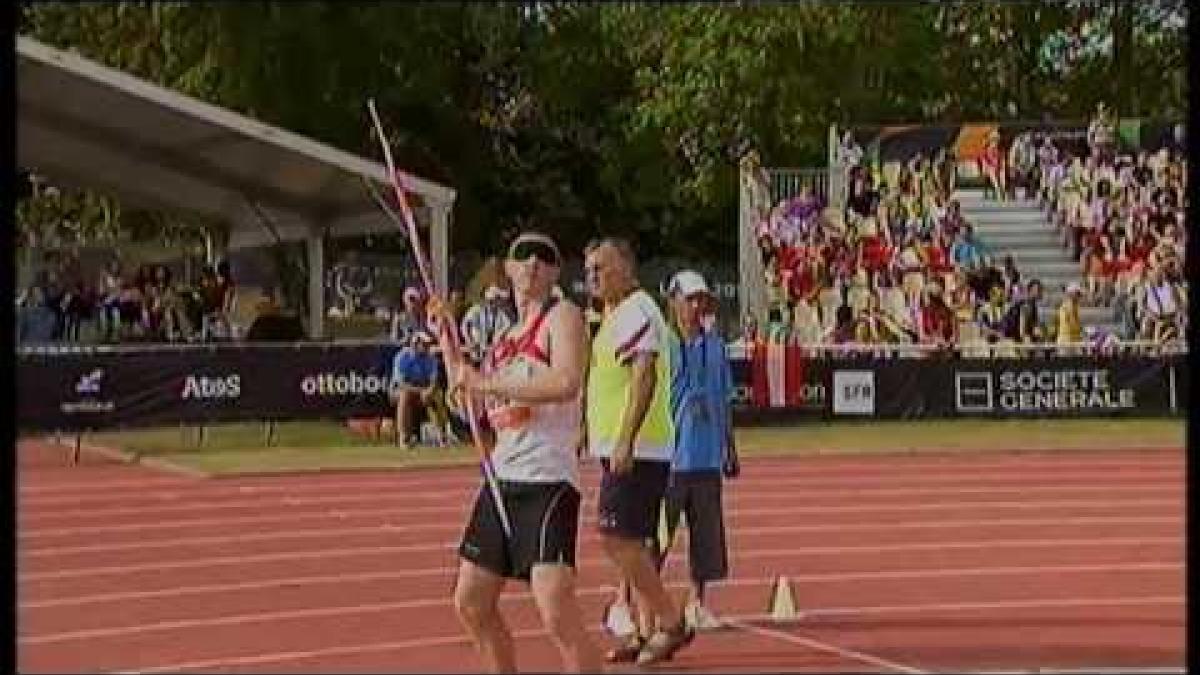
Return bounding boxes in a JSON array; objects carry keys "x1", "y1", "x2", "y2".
[{"x1": 17, "y1": 440, "x2": 1184, "y2": 673}]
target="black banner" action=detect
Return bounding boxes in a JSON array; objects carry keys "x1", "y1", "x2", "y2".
[
  {"x1": 15, "y1": 346, "x2": 1185, "y2": 432},
  {"x1": 17, "y1": 345, "x2": 403, "y2": 431}
]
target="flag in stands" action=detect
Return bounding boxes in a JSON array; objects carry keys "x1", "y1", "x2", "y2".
[{"x1": 752, "y1": 331, "x2": 808, "y2": 408}]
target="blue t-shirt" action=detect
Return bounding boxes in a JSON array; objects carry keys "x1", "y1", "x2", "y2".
[
  {"x1": 669, "y1": 327, "x2": 732, "y2": 473},
  {"x1": 391, "y1": 349, "x2": 439, "y2": 388}
]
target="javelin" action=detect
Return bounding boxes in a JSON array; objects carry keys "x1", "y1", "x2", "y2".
[{"x1": 366, "y1": 98, "x2": 513, "y2": 539}]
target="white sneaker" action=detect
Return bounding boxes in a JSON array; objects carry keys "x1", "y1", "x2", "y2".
[
  {"x1": 685, "y1": 601, "x2": 723, "y2": 631},
  {"x1": 602, "y1": 602, "x2": 638, "y2": 640}
]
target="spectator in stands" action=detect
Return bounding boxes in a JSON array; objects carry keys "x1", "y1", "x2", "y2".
[
  {"x1": 115, "y1": 267, "x2": 146, "y2": 340},
  {"x1": 980, "y1": 130, "x2": 1006, "y2": 201},
  {"x1": 945, "y1": 269, "x2": 976, "y2": 328},
  {"x1": 390, "y1": 286, "x2": 427, "y2": 347},
  {"x1": 932, "y1": 147, "x2": 956, "y2": 202},
  {"x1": 1087, "y1": 102, "x2": 1117, "y2": 165},
  {"x1": 388, "y1": 330, "x2": 451, "y2": 448},
  {"x1": 199, "y1": 263, "x2": 235, "y2": 340},
  {"x1": 763, "y1": 258, "x2": 789, "y2": 327},
  {"x1": 1008, "y1": 132, "x2": 1039, "y2": 201},
  {"x1": 949, "y1": 224, "x2": 986, "y2": 270},
  {"x1": 854, "y1": 290, "x2": 908, "y2": 345},
  {"x1": 98, "y1": 259, "x2": 124, "y2": 342},
  {"x1": 924, "y1": 230, "x2": 954, "y2": 282},
  {"x1": 845, "y1": 168, "x2": 880, "y2": 225},
  {"x1": 148, "y1": 264, "x2": 191, "y2": 341},
  {"x1": 1139, "y1": 265, "x2": 1184, "y2": 344},
  {"x1": 16, "y1": 284, "x2": 58, "y2": 342},
  {"x1": 917, "y1": 282, "x2": 957, "y2": 349},
  {"x1": 245, "y1": 287, "x2": 305, "y2": 341},
  {"x1": 1084, "y1": 325, "x2": 1120, "y2": 356},
  {"x1": 1036, "y1": 136, "x2": 1061, "y2": 209},
  {"x1": 976, "y1": 284, "x2": 1009, "y2": 343},
  {"x1": 1008, "y1": 279, "x2": 1045, "y2": 344},
  {"x1": 460, "y1": 284, "x2": 515, "y2": 366},
  {"x1": 1000, "y1": 254, "x2": 1022, "y2": 299},
  {"x1": 896, "y1": 233, "x2": 925, "y2": 305},
  {"x1": 826, "y1": 304, "x2": 857, "y2": 345},
  {"x1": 1055, "y1": 282, "x2": 1084, "y2": 348},
  {"x1": 838, "y1": 130, "x2": 864, "y2": 171}
]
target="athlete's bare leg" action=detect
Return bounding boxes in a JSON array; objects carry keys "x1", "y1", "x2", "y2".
[{"x1": 453, "y1": 560, "x2": 516, "y2": 673}]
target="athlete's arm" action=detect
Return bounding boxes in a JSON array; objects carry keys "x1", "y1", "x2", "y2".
[
  {"x1": 477, "y1": 302, "x2": 587, "y2": 404},
  {"x1": 611, "y1": 350, "x2": 657, "y2": 473},
  {"x1": 574, "y1": 335, "x2": 592, "y2": 458}
]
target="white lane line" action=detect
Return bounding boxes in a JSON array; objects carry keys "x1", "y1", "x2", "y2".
[
  {"x1": 23, "y1": 475, "x2": 1185, "y2": 516},
  {"x1": 18, "y1": 494, "x2": 1180, "y2": 540},
  {"x1": 960, "y1": 662, "x2": 1185, "y2": 667},
  {"x1": 781, "y1": 594, "x2": 1184, "y2": 618},
  {"x1": 19, "y1": 454, "x2": 1182, "y2": 496},
  {"x1": 101, "y1": 595, "x2": 1184, "y2": 674},
  {"x1": 724, "y1": 617, "x2": 927, "y2": 674},
  {"x1": 19, "y1": 513, "x2": 1183, "y2": 558},
  {"x1": 21, "y1": 561, "x2": 1181, "y2": 612},
  {"x1": 20, "y1": 534, "x2": 1181, "y2": 586},
  {"x1": 18, "y1": 469, "x2": 1182, "y2": 507}
]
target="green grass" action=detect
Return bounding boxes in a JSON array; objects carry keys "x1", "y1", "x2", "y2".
[{"x1": 76, "y1": 417, "x2": 1186, "y2": 477}]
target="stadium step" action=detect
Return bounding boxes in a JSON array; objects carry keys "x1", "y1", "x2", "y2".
[
  {"x1": 967, "y1": 212, "x2": 1051, "y2": 226},
  {"x1": 988, "y1": 248, "x2": 1077, "y2": 264},
  {"x1": 978, "y1": 238, "x2": 1067, "y2": 254},
  {"x1": 976, "y1": 228, "x2": 1063, "y2": 243}
]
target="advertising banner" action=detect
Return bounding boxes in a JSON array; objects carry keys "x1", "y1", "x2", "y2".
[
  {"x1": 949, "y1": 357, "x2": 1177, "y2": 418},
  {"x1": 15, "y1": 347, "x2": 1184, "y2": 432}
]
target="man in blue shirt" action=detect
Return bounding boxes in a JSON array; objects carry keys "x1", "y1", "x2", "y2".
[
  {"x1": 389, "y1": 330, "x2": 449, "y2": 448},
  {"x1": 659, "y1": 270, "x2": 739, "y2": 629}
]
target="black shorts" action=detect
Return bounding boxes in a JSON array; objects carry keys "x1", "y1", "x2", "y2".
[
  {"x1": 458, "y1": 480, "x2": 580, "y2": 581},
  {"x1": 597, "y1": 458, "x2": 671, "y2": 542},
  {"x1": 656, "y1": 470, "x2": 729, "y2": 584}
]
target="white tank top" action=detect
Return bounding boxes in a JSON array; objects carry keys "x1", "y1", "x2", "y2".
[{"x1": 482, "y1": 300, "x2": 580, "y2": 487}]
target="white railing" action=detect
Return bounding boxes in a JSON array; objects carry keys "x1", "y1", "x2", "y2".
[
  {"x1": 18, "y1": 338, "x2": 1185, "y2": 359},
  {"x1": 768, "y1": 167, "x2": 830, "y2": 205},
  {"x1": 725, "y1": 339, "x2": 1187, "y2": 360}
]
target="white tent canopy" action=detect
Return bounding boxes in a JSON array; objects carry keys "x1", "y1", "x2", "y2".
[{"x1": 16, "y1": 36, "x2": 456, "y2": 338}]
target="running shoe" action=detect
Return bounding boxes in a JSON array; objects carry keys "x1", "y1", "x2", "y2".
[{"x1": 635, "y1": 619, "x2": 694, "y2": 666}]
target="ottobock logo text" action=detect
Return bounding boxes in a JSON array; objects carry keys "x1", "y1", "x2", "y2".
[
  {"x1": 300, "y1": 371, "x2": 389, "y2": 396},
  {"x1": 181, "y1": 375, "x2": 242, "y2": 400}
]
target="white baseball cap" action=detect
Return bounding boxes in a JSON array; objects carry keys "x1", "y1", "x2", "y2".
[
  {"x1": 1066, "y1": 282, "x2": 1083, "y2": 295},
  {"x1": 667, "y1": 269, "x2": 712, "y2": 298}
]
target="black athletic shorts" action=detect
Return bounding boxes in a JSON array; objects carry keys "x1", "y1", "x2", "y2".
[
  {"x1": 597, "y1": 458, "x2": 671, "y2": 542},
  {"x1": 458, "y1": 480, "x2": 580, "y2": 581},
  {"x1": 656, "y1": 470, "x2": 729, "y2": 583}
]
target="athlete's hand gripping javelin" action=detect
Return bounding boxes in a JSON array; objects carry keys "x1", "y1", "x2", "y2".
[{"x1": 427, "y1": 296, "x2": 490, "y2": 396}]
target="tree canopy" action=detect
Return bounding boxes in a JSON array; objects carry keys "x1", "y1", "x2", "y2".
[{"x1": 18, "y1": 1, "x2": 1187, "y2": 263}]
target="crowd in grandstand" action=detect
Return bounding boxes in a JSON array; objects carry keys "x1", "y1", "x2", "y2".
[
  {"x1": 16, "y1": 256, "x2": 243, "y2": 344},
  {"x1": 1042, "y1": 135, "x2": 1188, "y2": 345},
  {"x1": 747, "y1": 113, "x2": 1187, "y2": 353}
]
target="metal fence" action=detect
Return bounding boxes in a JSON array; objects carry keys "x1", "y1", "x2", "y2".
[
  {"x1": 724, "y1": 339, "x2": 1188, "y2": 360},
  {"x1": 18, "y1": 337, "x2": 1187, "y2": 360},
  {"x1": 768, "y1": 167, "x2": 830, "y2": 206}
]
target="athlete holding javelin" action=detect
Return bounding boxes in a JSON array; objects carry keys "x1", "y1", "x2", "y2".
[{"x1": 429, "y1": 232, "x2": 601, "y2": 673}]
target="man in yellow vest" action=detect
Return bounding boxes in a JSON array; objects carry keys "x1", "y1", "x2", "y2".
[{"x1": 583, "y1": 236, "x2": 694, "y2": 666}]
